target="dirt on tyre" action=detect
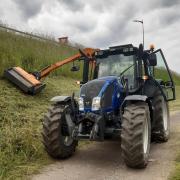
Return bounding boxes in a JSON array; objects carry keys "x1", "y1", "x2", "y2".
[
  {"x1": 42, "y1": 103, "x2": 78, "y2": 159},
  {"x1": 152, "y1": 90, "x2": 170, "y2": 142},
  {"x1": 121, "y1": 102, "x2": 151, "y2": 168}
]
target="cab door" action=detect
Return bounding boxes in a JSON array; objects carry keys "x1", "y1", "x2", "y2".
[{"x1": 150, "y1": 49, "x2": 175, "y2": 101}]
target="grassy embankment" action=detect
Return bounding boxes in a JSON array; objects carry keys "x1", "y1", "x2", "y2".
[
  {"x1": 0, "y1": 29, "x2": 80, "y2": 77},
  {"x1": 0, "y1": 29, "x2": 81, "y2": 179}
]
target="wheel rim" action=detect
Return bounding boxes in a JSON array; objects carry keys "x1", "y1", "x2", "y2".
[
  {"x1": 62, "y1": 111, "x2": 74, "y2": 146},
  {"x1": 143, "y1": 117, "x2": 149, "y2": 154},
  {"x1": 162, "y1": 98, "x2": 168, "y2": 131},
  {"x1": 63, "y1": 136, "x2": 74, "y2": 146}
]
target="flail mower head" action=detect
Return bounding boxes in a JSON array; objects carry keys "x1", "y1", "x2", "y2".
[{"x1": 4, "y1": 67, "x2": 46, "y2": 95}]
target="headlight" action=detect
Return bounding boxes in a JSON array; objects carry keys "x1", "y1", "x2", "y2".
[
  {"x1": 78, "y1": 97, "x2": 84, "y2": 111},
  {"x1": 92, "y1": 97, "x2": 101, "y2": 111}
]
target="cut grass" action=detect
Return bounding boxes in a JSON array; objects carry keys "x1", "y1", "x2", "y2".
[{"x1": 0, "y1": 77, "x2": 79, "y2": 179}]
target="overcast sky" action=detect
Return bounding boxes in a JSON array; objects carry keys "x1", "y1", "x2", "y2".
[{"x1": 0, "y1": 0, "x2": 180, "y2": 73}]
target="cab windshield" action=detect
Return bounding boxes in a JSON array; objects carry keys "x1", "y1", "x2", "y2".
[{"x1": 96, "y1": 54, "x2": 137, "y2": 90}]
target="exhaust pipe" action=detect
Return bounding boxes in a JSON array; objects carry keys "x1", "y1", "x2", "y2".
[{"x1": 4, "y1": 67, "x2": 46, "y2": 95}]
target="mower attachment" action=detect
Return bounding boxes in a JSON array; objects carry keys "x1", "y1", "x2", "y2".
[
  {"x1": 3, "y1": 48, "x2": 98, "y2": 95},
  {"x1": 4, "y1": 67, "x2": 46, "y2": 95}
]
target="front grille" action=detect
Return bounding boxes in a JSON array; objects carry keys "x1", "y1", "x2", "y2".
[{"x1": 80, "y1": 80, "x2": 105, "y2": 108}]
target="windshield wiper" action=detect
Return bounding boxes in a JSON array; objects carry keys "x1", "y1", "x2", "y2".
[{"x1": 119, "y1": 64, "x2": 135, "y2": 76}]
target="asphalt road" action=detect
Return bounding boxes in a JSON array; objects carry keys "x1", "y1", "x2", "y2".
[{"x1": 32, "y1": 112, "x2": 180, "y2": 180}]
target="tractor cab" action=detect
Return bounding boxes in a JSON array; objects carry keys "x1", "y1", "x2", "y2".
[
  {"x1": 95, "y1": 44, "x2": 138, "y2": 89},
  {"x1": 80, "y1": 43, "x2": 175, "y2": 102},
  {"x1": 79, "y1": 44, "x2": 139, "y2": 113}
]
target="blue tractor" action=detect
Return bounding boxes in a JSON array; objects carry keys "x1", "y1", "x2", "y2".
[{"x1": 42, "y1": 44, "x2": 175, "y2": 168}]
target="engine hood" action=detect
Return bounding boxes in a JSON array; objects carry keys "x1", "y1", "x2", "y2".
[
  {"x1": 98, "y1": 76, "x2": 118, "y2": 85},
  {"x1": 80, "y1": 76, "x2": 118, "y2": 98},
  {"x1": 80, "y1": 76, "x2": 122, "y2": 111}
]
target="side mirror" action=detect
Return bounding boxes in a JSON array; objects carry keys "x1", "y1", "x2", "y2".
[
  {"x1": 148, "y1": 53, "x2": 157, "y2": 66},
  {"x1": 70, "y1": 65, "x2": 80, "y2": 72},
  {"x1": 165, "y1": 81, "x2": 173, "y2": 87}
]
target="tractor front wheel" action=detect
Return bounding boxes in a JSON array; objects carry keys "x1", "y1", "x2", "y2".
[
  {"x1": 121, "y1": 102, "x2": 151, "y2": 168},
  {"x1": 42, "y1": 103, "x2": 78, "y2": 159}
]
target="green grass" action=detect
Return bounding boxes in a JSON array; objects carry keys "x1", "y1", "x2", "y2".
[
  {"x1": 171, "y1": 163, "x2": 180, "y2": 180},
  {"x1": 169, "y1": 86, "x2": 180, "y2": 180},
  {"x1": 0, "y1": 77, "x2": 79, "y2": 179},
  {"x1": 155, "y1": 68, "x2": 180, "y2": 86},
  {"x1": 169, "y1": 86, "x2": 180, "y2": 112},
  {"x1": 0, "y1": 29, "x2": 81, "y2": 78},
  {"x1": 171, "y1": 154, "x2": 180, "y2": 180},
  {"x1": 170, "y1": 149, "x2": 180, "y2": 180}
]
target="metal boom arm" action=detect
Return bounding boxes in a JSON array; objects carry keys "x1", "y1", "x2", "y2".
[{"x1": 39, "y1": 48, "x2": 97, "y2": 79}]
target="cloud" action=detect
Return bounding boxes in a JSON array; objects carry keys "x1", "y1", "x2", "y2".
[
  {"x1": 0, "y1": 0, "x2": 180, "y2": 73},
  {"x1": 58, "y1": 0, "x2": 85, "y2": 12},
  {"x1": 159, "y1": 9, "x2": 180, "y2": 26},
  {"x1": 13, "y1": 0, "x2": 44, "y2": 20},
  {"x1": 159, "y1": 0, "x2": 180, "y2": 8}
]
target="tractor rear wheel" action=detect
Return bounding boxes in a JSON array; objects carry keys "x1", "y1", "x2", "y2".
[
  {"x1": 121, "y1": 102, "x2": 151, "y2": 168},
  {"x1": 42, "y1": 103, "x2": 78, "y2": 159},
  {"x1": 152, "y1": 91, "x2": 170, "y2": 142}
]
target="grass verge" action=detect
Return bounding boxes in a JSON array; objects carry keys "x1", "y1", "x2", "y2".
[
  {"x1": 170, "y1": 155, "x2": 180, "y2": 180},
  {"x1": 169, "y1": 86, "x2": 180, "y2": 180},
  {"x1": 0, "y1": 77, "x2": 79, "y2": 179},
  {"x1": 169, "y1": 86, "x2": 180, "y2": 112}
]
